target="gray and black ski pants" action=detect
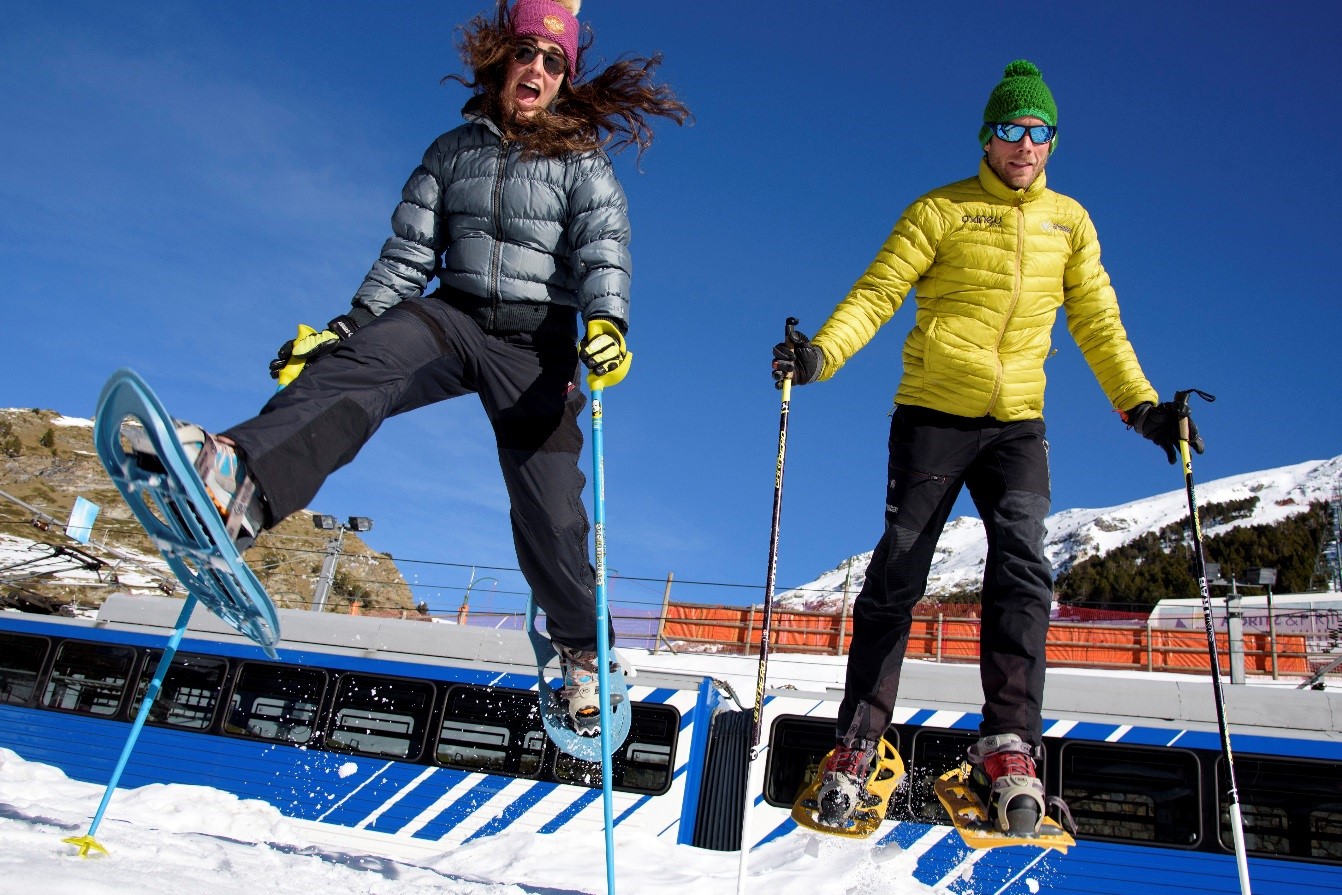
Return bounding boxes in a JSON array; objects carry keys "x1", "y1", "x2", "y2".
[
  {"x1": 837, "y1": 405, "x2": 1053, "y2": 749},
  {"x1": 223, "y1": 297, "x2": 602, "y2": 650}
]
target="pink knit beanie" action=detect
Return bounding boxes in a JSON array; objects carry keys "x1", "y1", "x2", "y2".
[{"x1": 510, "y1": 0, "x2": 581, "y2": 78}]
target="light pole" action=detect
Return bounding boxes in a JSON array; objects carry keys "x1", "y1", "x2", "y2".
[
  {"x1": 456, "y1": 567, "x2": 499, "y2": 626},
  {"x1": 1205, "y1": 563, "x2": 1244, "y2": 684},
  {"x1": 1207, "y1": 563, "x2": 1278, "y2": 681},
  {"x1": 311, "y1": 515, "x2": 374, "y2": 613},
  {"x1": 1243, "y1": 567, "x2": 1279, "y2": 679}
]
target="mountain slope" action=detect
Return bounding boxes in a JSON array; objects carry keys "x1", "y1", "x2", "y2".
[{"x1": 778, "y1": 455, "x2": 1342, "y2": 612}]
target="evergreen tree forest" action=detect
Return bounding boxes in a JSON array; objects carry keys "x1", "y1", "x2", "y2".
[{"x1": 1055, "y1": 498, "x2": 1335, "y2": 610}]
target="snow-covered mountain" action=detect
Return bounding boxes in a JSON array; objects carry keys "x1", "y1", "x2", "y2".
[{"x1": 776, "y1": 455, "x2": 1342, "y2": 612}]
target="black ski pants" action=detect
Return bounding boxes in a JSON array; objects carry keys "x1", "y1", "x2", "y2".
[
  {"x1": 223, "y1": 297, "x2": 601, "y2": 650},
  {"x1": 837, "y1": 405, "x2": 1053, "y2": 748}
]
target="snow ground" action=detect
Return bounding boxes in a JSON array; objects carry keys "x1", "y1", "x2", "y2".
[{"x1": 0, "y1": 749, "x2": 936, "y2": 895}]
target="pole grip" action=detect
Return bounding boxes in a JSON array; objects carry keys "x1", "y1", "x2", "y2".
[
  {"x1": 1172, "y1": 388, "x2": 1215, "y2": 444},
  {"x1": 780, "y1": 317, "x2": 800, "y2": 393}
]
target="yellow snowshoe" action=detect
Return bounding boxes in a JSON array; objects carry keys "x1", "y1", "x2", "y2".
[
  {"x1": 934, "y1": 764, "x2": 1074, "y2": 852},
  {"x1": 792, "y1": 737, "x2": 905, "y2": 839}
]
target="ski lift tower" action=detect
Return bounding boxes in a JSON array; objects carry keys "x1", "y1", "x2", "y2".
[{"x1": 1310, "y1": 490, "x2": 1342, "y2": 593}]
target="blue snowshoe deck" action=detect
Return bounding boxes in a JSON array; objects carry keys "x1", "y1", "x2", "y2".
[
  {"x1": 525, "y1": 598, "x2": 631, "y2": 761},
  {"x1": 94, "y1": 368, "x2": 281, "y2": 658}
]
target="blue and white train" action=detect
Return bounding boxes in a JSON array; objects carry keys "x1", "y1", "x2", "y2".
[{"x1": 1, "y1": 593, "x2": 1339, "y2": 894}]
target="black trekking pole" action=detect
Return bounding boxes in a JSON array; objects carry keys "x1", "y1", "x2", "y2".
[
  {"x1": 736, "y1": 317, "x2": 799, "y2": 895},
  {"x1": 1176, "y1": 388, "x2": 1252, "y2": 895}
]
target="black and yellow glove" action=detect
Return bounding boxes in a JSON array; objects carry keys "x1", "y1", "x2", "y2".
[
  {"x1": 579, "y1": 319, "x2": 632, "y2": 388},
  {"x1": 268, "y1": 311, "x2": 369, "y2": 386}
]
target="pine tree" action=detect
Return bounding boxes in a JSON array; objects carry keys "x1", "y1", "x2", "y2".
[{"x1": 1056, "y1": 499, "x2": 1331, "y2": 608}]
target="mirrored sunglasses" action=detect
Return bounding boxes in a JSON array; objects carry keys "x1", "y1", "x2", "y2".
[
  {"x1": 991, "y1": 122, "x2": 1057, "y2": 144},
  {"x1": 513, "y1": 44, "x2": 567, "y2": 78}
]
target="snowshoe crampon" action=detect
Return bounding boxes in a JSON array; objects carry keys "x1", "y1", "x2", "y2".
[
  {"x1": 933, "y1": 764, "x2": 1075, "y2": 852},
  {"x1": 791, "y1": 738, "x2": 905, "y2": 838}
]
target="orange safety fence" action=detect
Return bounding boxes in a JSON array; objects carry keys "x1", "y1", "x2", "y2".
[{"x1": 659, "y1": 602, "x2": 1311, "y2": 675}]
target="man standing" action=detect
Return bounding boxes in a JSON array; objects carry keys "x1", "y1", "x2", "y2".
[{"x1": 773, "y1": 60, "x2": 1203, "y2": 834}]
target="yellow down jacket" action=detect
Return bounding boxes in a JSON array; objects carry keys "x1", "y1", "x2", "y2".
[{"x1": 812, "y1": 159, "x2": 1158, "y2": 420}]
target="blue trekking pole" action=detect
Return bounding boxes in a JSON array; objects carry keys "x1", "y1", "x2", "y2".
[
  {"x1": 589, "y1": 354, "x2": 626, "y2": 895},
  {"x1": 64, "y1": 594, "x2": 198, "y2": 856}
]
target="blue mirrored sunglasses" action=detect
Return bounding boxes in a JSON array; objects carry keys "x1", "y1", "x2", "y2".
[{"x1": 991, "y1": 122, "x2": 1057, "y2": 144}]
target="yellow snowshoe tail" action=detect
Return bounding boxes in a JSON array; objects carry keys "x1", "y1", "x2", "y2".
[
  {"x1": 791, "y1": 739, "x2": 905, "y2": 839},
  {"x1": 62, "y1": 834, "x2": 110, "y2": 858},
  {"x1": 933, "y1": 765, "x2": 1074, "y2": 853}
]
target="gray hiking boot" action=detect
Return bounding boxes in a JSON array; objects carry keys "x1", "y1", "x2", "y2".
[
  {"x1": 124, "y1": 422, "x2": 265, "y2": 551},
  {"x1": 815, "y1": 738, "x2": 878, "y2": 827},
  {"x1": 968, "y1": 733, "x2": 1046, "y2": 835}
]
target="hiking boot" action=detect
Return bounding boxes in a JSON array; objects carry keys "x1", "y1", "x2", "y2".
[
  {"x1": 124, "y1": 421, "x2": 265, "y2": 551},
  {"x1": 556, "y1": 644, "x2": 622, "y2": 737},
  {"x1": 968, "y1": 733, "x2": 1046, "y2": 835},
  {"x1": 815, "y1": 738, "x2": 878, "y2": 827}
]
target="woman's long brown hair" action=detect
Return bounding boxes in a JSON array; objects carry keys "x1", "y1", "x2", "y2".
[{"x1": 444, "y1": 2, "x2": 690, "y2": 161}]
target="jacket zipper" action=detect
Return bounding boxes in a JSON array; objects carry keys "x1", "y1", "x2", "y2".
[
  {"x1": 986, "y1": 201, "x2": 1026, "y2": 414},
  {"x1": 487, "y1": 137, "x2": 510, "y2": 327}
]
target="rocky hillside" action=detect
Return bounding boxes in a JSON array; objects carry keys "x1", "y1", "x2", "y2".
[{"x1": 0, "y1": 407, "x2": 417, "y2": 615}]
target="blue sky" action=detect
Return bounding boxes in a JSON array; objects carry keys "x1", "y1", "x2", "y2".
[{"x1": 3, "y1": 2, "x2": 1339, "y2": 619}]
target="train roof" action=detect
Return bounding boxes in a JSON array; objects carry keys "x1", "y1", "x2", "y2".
[{"x1": 7, "y1": 593, "x2": 1341, "y2": 744}]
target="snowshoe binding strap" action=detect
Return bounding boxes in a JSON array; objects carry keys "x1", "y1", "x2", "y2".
[
  {"x1": 791, "y1": 737, "x2": 905, "y2": 839},
  {"x1": 967, "y1": 733, "x2": 1045, "y2": 835},
  {"x1": 986, "y1": 773, "x2": 1046, "y2": 835},
  {"x1": 557, "y1": 645, "x2": 624, "y2": 737}
]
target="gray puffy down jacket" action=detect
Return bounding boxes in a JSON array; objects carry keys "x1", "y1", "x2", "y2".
[{"x1": 350, "y1": 112, "x2": 631, "y2": 337}]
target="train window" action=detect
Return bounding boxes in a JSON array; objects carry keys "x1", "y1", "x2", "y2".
[
  {"x1": 763, "y1": 715, "x2": 844, "y2": 808},
  {"x1": 1222, "y1": 756, "x2": 1342, "y2": 862},
  {"x1": 1059, "y1": 742, "x2": 1201, "y2": 847},
  {"x1": 554, "y1": 704, "x2": 679, "y2": 795},
  {"x1": 223, "y1": 663, "x2": 326, "y2": 746},
  {"x1": 327, "y1": 673, "x2": 434, "y2": 761},
  {"x1": 437, "y1": 685, "x2": 545, "y2": 777},
  {"x1": 41, "y1": 640, "x2": 135, "y2": 716},
  {"x1": 134, "y1": 651, "x2": 227, "y2": 731},
  {"x1": 0, "y1": 633, "x2": 49, "y2": 706},
  {"x1": 907, "y1": 729, "x2": 979, "y2": 823}
]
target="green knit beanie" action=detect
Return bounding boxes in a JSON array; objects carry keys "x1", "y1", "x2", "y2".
[{"x1": 978, "y1": 60, "x2": 1058, "y2": 147}]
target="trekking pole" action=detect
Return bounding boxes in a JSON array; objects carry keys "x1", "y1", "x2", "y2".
[
  {"x1": 736, "y1": 317, "x2": 798, "y2": 895},
  {"x1": 64, "y1": 593, "x2": 199, "y2": 856},
  {"x1": 1175, "y1": 388, "x2": 1252, "y2": 895},
  {"x1": 588, "y1": 363, "x2": 623, "y2": 895}
]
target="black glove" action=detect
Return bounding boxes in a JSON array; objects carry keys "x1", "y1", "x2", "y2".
[
  {"x1": 268, "y1": 309, "x2": 373, "y2": 384},
  {"x1": 1122, "y1": 400, "x2": 1205, "y2": 464},
  {"x1": 772, "y1": 328, "x2": 825, "y2": 388}
]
